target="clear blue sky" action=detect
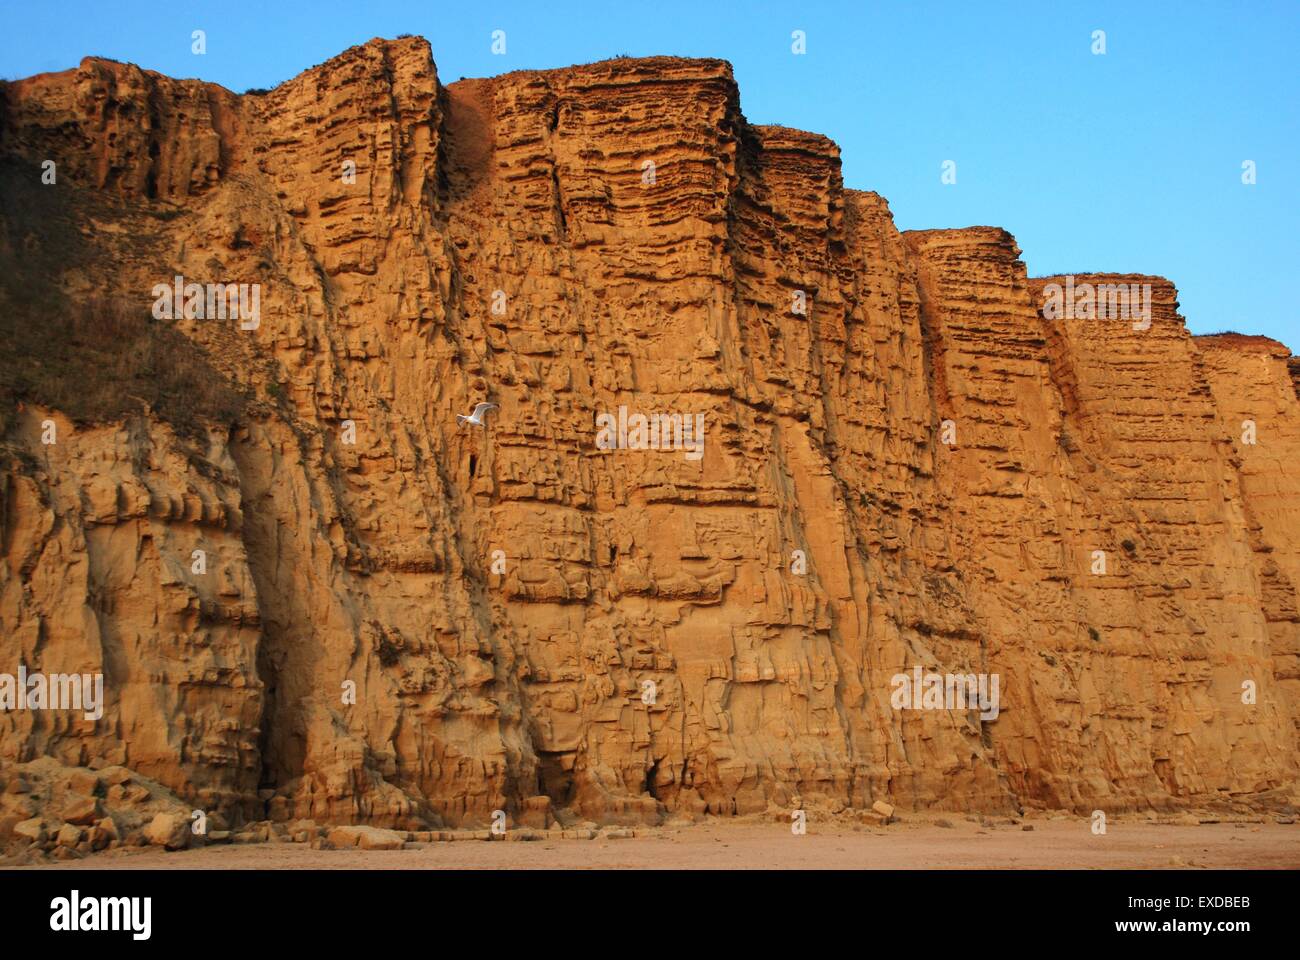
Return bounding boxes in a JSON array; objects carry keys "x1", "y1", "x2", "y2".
[{"x1": 3, "y1": 1, "x2": 1296, "y2": 348}]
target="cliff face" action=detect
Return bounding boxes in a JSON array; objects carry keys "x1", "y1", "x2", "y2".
[{"x1": 1, "y1": 37, "x2": 1296, "y2": 835}]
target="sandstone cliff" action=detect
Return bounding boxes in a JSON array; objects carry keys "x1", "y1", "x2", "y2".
[{"x1": 1, "y1": 37, "x2": 1296, "y2": 848}]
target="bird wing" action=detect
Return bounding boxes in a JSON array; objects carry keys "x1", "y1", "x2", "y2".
[{"x1": 473, "y1": 402, "x2": 498, "y2": 418}]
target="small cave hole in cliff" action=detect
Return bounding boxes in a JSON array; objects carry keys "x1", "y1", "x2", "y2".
[
  {"x1": 539, "y1": 753, "x2": 574, "y2": 807},
  {"x1": 644, "y1": 759, "x2": 661, "y2": 800}
]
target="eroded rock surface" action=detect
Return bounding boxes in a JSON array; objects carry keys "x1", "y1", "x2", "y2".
[{"x1": 1, "y1": 38, "x2": 1296, "y2": 849}]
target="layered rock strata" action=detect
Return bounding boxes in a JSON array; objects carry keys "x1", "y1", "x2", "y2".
[{"x1": 0, "y1": 38, "x2": 1295, "y2": 838}]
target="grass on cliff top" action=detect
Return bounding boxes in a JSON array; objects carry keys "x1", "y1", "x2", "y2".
[
  {"x1": 0, "y1": 293, "x2": 247, "y2": 443},
  {"x1": 0, "y1": 158, "x2": 247, "y2": 442}
]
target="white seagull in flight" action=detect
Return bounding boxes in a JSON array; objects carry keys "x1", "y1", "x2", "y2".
[{"x1": 457, "y1": 402, "x2": 498, "y2": 428}]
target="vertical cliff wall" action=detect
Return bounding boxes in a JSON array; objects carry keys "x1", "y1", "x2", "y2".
[{"x1": 1, "y1": 37, "x2": 1296, "y2": 832}]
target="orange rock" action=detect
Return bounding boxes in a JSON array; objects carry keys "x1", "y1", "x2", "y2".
[{"x1": 0, "y1": 37, "x2": 1295, "y2": 840}]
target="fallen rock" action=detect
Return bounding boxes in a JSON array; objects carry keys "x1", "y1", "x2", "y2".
[
  {"x1": 89, "y1": 817, "x2": 118, "y2": 851},
  {"x1": 101, "y1": 767, "x2": 133, "y2": 787},
  {"x1": 123, "y1": 784, "x2": 151, "y2": 805},
  {"x1": 63, "y1": 795, "x2": 103, "y2": 826},
  {"x1": 504, "y1": 829, "x2": 544, "y2": 842},
  {"x1": 326, "y1": 825, "x2": 405, "y2": 851},
  {"x1": 144, "y1": 812, "x2": 190, "y2": 850},
  {"x1": 12, "y1": 818, "x2": 47, "y2": 843},
  {"x1": 520, "y1": 796, "x2": 554, "y2": 830},
  {"x1": 2, "y1": 795, "x2": 37, "y2": 820},
  {"x1": 67, "y1": 769, "x2": 101, "y2": 796}
]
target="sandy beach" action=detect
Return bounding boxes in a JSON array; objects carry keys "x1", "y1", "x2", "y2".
[{"x1": 22, "y1": 817, "x2": 1300, "y2": 870}]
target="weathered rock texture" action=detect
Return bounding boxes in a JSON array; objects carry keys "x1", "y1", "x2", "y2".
[{"x1": 1, "y1": 38, "x2": 1296, "y2": 834}]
